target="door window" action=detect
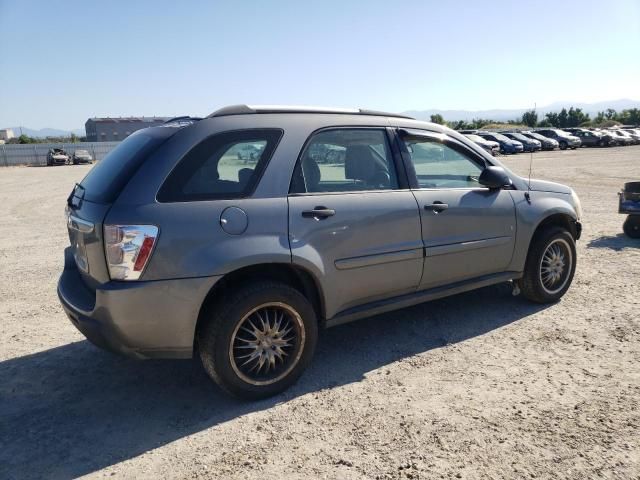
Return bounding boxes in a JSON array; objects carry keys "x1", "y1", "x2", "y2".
[
  {"x1": 402, "y1": 137, "x2": 484, "y2": 189},
  {"x1": 290, "y1": 129, "x2": 398, "y2": 193}
]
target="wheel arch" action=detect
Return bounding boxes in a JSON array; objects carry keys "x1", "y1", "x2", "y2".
[
  {"x1": 532, "y1": 212, "x2": 579, "y2": 242},
  {"x1": 194, "y1": 263, "x2": 325, "y2": 351}
]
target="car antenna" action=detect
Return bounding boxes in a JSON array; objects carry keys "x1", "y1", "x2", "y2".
[{"x1": 525, "y1": 103, "x2": 535, "y2": 204}]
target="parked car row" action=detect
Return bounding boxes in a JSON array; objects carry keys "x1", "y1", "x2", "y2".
[
  {"x1": 462, "y1": 126, "x2": 640, "y2": 155},
  {"x1": 46, "y1": 148, "x2": 94, "y2": 166}
]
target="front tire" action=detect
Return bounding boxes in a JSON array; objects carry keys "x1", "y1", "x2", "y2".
[
  {"x1": 520, "y1": 227, "x2": 576, "y2": 303},
  {"x1": 559, "y1": 141, "x2": 568, "y2": 150},
  {"x1": 623, "y1": 216, "x2": 640, "y2": 238},
  {"x1": 198, "y1": 281, "x2": 318, "y2": 400}
]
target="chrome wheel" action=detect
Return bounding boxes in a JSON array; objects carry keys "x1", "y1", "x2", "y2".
[
  {"x1": 539, "y1": 238, "x2": 572, "y2": 295},
  {"x1": 229, "y1": 302, "x2": 305, "y2": 386}
]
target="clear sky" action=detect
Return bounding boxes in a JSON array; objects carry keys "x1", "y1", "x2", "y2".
[{"x1": 1, "y1": 0, "x2": 639, "y2": 130}]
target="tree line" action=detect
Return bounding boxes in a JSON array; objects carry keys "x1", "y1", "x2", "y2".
[
  {"x1": 5, "y1": 133, "x2": 86, "y2": 144},
  {"x1": 430, "y1": 107, "x2": 640, "y2": 130}
]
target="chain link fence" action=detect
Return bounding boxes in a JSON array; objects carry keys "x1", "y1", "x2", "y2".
[{"x1": 0, "y1": 142, "x2": 120, "y2": 167}]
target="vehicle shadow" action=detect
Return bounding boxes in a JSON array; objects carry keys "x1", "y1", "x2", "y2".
[
  {"x1": 0, "y1": 284, "x2": 547, "y2": 479},
  {"x1": 587, "y1": 233, "x2": 638, "y2": 250}
]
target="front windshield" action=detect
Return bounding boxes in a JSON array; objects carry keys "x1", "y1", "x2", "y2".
[
  {"x1": 465, "y1": 134, "x2": 483, "y2": 142},
  {"x1": 510, "y1": 133, "x2": 528, "y2": 141},
  {"x1": 490, "y1": 133, "x2": 511, "y2": 142},
  {"x1": 528, "y1": 132, "x2": 547, "y2": 141}
]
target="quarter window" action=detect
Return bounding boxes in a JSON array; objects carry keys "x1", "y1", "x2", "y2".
[
  {"x1": 157, "y1": 129, "x2": 282, "y2": 202},
  {"x1": 290, "y1": 129, "x2": 398, "y2": 193},
  {"x1": 403, "y1": 137, "x2": 484, "y2": 189}
]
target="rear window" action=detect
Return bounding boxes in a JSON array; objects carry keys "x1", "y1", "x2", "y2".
[
  {"x1": 157, "y1": 129, "x2": 283, "y2": 202},
  {"x1": 79, "y1": 130, "x2": 168, "y2": 203}
]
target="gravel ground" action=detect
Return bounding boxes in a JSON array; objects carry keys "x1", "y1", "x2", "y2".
[{"x1": 0, "y1": 147, "x2": 639, "y2": 480}]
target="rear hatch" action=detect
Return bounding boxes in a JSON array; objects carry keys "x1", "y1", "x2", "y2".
[{"x1": 65, "y1": 127, "x2": 179, "y2": 289}]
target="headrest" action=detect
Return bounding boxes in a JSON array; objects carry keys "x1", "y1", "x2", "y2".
[
  {"x1": 345, "y1": 145, "x2": 388, "y2": 182},
  {"x1": 238, "y1": 168, "x2": 253, "y2": 186}
]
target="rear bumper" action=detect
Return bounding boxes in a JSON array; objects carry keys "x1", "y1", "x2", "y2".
[{"x1": 57, "y1": 247, "x2": 221, "y2": 359}]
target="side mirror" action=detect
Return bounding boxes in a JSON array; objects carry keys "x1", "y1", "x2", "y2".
[{"x1": 479, "y1": 166, "x2": 512, "y2": 189}]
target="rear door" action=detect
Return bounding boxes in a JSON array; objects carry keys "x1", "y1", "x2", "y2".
[
  {"x1": 288, "y1": 127, "x2": 423, "y2": 318},
  {"x1": 397, "y1": 129, "x2": 517, "y2": 290}
]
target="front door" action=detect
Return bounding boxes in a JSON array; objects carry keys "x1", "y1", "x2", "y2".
[
  {"x1": 398, "y1": 129, "x2": 517, "y2": 289},
  {"x1": 288, "y1": 128, "x2": 424, "y2": 319}
]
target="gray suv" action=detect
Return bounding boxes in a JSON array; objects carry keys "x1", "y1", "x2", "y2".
[{"x1": 59, "y1": 105, "x2": 583, "y2": 399}]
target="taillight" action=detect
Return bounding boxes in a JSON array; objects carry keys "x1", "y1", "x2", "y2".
[{"x1": 104, "y1": 225, "x2": 158, "y2": 280}]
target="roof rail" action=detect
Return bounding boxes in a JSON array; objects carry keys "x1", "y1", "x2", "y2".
[
  {"x1": 163, "y1": 116, "x2": 202, "y2": 124},
  {"x1": 207, "y1": 104, "x2": 414, "y2": 120}
]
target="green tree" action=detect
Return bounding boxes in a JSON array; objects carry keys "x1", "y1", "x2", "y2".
[
  {"x1": 617, "y1": 108, "x2": 640, "y2": 125},
  {"x1": 567, "y1": 107, "x2": 589, "y2": 127},
  {"x1": 544, "y1": 112, "x2": 559, "y2": 127},
  {"x1": 451, "y1": 120, "x2": 470, "y2": 130},
  {"x1": 430, "y1": 113, "x2": 445, "y2": 125},
  {"x1": 557, "y1": 108, "x2": 569, "y2": 128},
  {"x1": 605, "y1": 108, "x2": 617, "y2": 120},
  {"x1": 469, "y1": 118, "x2": 493, "y2": 129},
  {"x1": 521, "y1": 110, "x2": 538, "y2": 127},
  {"x1": 18, "y1": 134, "x2": 34, "y2": 144}
]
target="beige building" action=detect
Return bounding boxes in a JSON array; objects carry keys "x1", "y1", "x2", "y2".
[{"x1": 0, "y1": 128, "x2": 15, "y2": 142}]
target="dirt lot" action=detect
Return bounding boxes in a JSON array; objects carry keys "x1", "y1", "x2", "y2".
[{"x1": 1, "y1": 147, "x2": 639, "y2": 480}]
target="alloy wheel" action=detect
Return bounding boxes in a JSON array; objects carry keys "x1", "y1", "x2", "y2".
[
  {"x1": 229, "y1": 302, "x2": 305, "y2": 386},
  {"x1": 539, "y1": 238, "x2": 573, "y2": 295}
]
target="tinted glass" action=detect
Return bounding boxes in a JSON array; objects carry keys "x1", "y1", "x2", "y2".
[
  {"x1": 290, "y1": 129, "x2": 398, "y2": 193},
  {"x1": 403, "y1": 137, "x2": 483, "y2": 189},
  {"x1": 158, "y1": 129, "x2": 282, "y2": 202},
  {"x1": 79, "y1": 130, "x2": 169, "y2": 203},
  {"x1": 487, "y1": 133, "x2": 511, "y2": 142}
]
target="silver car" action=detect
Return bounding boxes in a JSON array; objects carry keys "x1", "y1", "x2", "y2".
[{"x1": 59, "y1": 105, "x2": 582, "y2": 399}]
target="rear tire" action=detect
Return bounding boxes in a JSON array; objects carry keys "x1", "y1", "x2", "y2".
[
  {"x1": 559, "y1": 141, "x2": 568, "y2": 150},
  {"x1": 519, "y1": 227, "x2": 576, "y2": 303},
  {"x1": 198, "y1": 281, "x2": 318, "y2": 400},
  {"x1": 623, "y1": 216, "x2": 640, "y2": 238}
]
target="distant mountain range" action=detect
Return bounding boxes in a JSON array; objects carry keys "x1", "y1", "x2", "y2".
[
  {"x1": 4, "y1": 99, "x2": 639, "y2": 137},
  {"x1": 403, "y1": 99, "x2": 640, "y2": 122},
  {"x1": 3, "y1": 126, "x2": 85, "y2": 138}
]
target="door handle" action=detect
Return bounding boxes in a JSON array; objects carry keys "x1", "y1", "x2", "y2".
[
  {"x1": 424, "y1": 202, "x2": 449, "y2": 213},
  {"x1": 302, "y1": 206, "x2": 336, "y2": 219}
]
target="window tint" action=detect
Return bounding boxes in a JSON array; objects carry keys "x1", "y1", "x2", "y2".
[
  {"x1": 79, "y1": 130, "x2": 169, "y2": 203},
  {"x1": 290, "y1": 129, "x2": 398, "y2": 193},
  {"x1": 403, "y1": 137, "x2": 483, "y2": 189},
  {"x1": 158, "y1": 129, "x2": 282, "y2": 202}
]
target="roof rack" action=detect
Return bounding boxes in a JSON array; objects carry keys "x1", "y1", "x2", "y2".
[
  {"x1": 207, "y1": 104, "x2": 414, "y2": 120},
  {"x1": 163, "y1": 116, "x2": 202, "y2": 124}
]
